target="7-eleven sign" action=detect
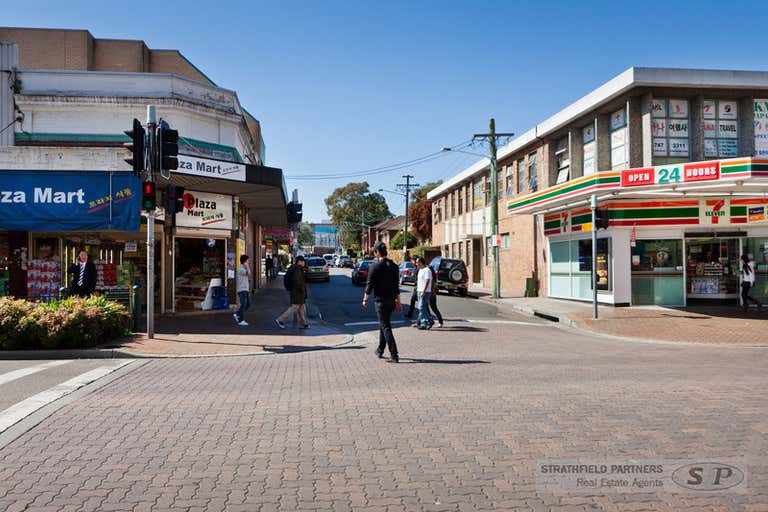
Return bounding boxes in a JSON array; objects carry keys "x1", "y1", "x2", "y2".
[{"x1": 700, "y1": 198, "x2": 730, "y2": 225}]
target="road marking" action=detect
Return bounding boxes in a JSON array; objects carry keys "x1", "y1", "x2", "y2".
[
  {"x1": 345, "y1": 320, "x2": 408, "y2": 327},
  {"x1": 464, "y1": 319, "x2": 545, "y2": 326},
  {"x1": 0, "y1": 360, "x2": 72, "y2": 386},
  {"x1": 0, "y1": 361, "x2": 132, "y2": 434}
]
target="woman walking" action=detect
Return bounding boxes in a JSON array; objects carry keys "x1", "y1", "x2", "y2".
[{"x1": 740, "y1": 254, "x2": 762, "y2": 311}]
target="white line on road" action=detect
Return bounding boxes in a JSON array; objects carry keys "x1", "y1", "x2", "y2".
[
  {"x1": 464, "y1": 319, "x2": 546, "y2": 326},
  {"x1": 345, "y1": 320, "x2": 408, "y2": 327},
  {"x1": 0, "y1": 361, "x2": 132, "y2": 434},
  {"x1": 0, "y1": 360, "x2": 72, "y2": 386}
]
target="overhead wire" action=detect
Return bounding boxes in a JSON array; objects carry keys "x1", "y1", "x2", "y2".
[{"x1": 284, "y1": 139, "x2": 475, "y2": 181}]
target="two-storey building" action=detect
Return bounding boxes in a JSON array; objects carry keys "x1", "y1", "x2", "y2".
[
  {"x1": 431, "y1": 67, "x2": 768, "y2": 307},
  {"x1": 0, "y1": 28, "x2": 291, "y2": 314}
]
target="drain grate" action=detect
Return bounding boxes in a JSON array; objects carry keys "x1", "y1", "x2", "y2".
[{"x1": 533, "y1": 311, "x2": 560, "y2": 323}]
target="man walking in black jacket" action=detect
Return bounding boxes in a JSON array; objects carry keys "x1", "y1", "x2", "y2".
[{"x1": 362, "y1": 242, "x2": 402, "y2": 363}]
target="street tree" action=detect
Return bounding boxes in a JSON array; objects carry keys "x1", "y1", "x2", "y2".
[
  {"x1": 390, "y1": 230, "x2": 418, "y2": 250},
  {"x1": 297, "y1": 223, "x2": 314, "y2": 246},
  {"x1": 408, "y1": 180, "x2": 442, "y2": 243},
  {"x1": 325, "y1": 182, "x2": 391, "y2": 250}
]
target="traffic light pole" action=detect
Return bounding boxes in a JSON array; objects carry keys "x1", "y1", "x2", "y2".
[{"x1": 146, "y1": 106, "x2": 157, "y2": 339}]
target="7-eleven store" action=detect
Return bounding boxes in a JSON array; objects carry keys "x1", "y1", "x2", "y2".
[{"x1": 508, "y1": 157, "x2": 768, "y2": 307}]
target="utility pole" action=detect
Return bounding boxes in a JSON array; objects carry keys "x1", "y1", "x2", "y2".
[
  {"x1": 473, "y1": 119, "x2": 514, "y2": 299},
  {"x1": 145, "y1": 106, "x2": 157, "y2": 339},
  {"x1": 397, "y1": 174, "x2": 419, "y2": 259},
  {"x1": 590, "y1": 194, "x2": 598, "y2": 320}
]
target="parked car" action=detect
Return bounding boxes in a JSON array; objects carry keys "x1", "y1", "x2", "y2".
[
  {"x1": 398, "y1": 261, "x2": 417, "y2": 285},
  {"x1": 323, "y1": 254, "x2": 335, "y2": 266},
  {"x1": 429, "y1": 257, "x2": 469, "y2": 296},
  {"x1": 338, "y1": 256, "x2": 353, "y2": 268},
  {"x1": 305, "y1": 257, "x2": 330, "y2": 282},
  {"x1": 351, "y1": 260, "x2": 372, "y2": 286}
]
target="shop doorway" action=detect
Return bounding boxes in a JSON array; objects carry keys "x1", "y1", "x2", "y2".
[
  {"x1": 685, "y1": 238, "x2": 740, "y2": 303},
  {"x1": 174, "y1": 237, "x2": 226, "y2": 310},
  {"x1": 472, "y1": 238, "x2": 482, "y2": 284}
]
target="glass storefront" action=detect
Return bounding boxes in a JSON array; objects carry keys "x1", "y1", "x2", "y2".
[
  {"x1": 550, "y1": 238, "x2": 611, "y2": 300},
  {"x1": 742, "y1": 237, "x2": 768, "y2": 304},
  {"x1": 174, "y1": 237, "x2": 226, "y2": 310},
  {"x1": 686, "y1": 238, "x2": 739, "y2": 300},
  {"x1": 631, "y1": 239, "x2": 684, "y2": 305}
]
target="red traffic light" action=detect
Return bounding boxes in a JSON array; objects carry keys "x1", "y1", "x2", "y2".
[{"x1": 142, "y1": 181, "x2": 157, "y2": 211}]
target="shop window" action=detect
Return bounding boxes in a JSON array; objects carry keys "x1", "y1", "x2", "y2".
[
  {"x1": 651, "y1": 98, "x2": 690, "y2": 164},
  {"x1": 517, "y1": 158, "x2": 526, "y2": 194},
  {"x1": 582, "y1": 124, "x2": 596, "y2": 176},
  {"x1": 631, "y1": 239, "x2": 684, "y2": 306},
  {"x1": 175, "y1": 238, "x2": 226, "y2": 310},
  {"x1": 610, "y1": 107, "x2": 629, "y2": 171},
  {"x1": 578, "y1": 238, "x2": 611, "y2": 291},
  {"x1": 501, "y1": 233, "x2": 510, "y2": 250},
  {"x1": 527, "y1": 153, "x2": 538, "y2": 191},
  {"x1": 703, "y1": 99, "x2": 739, "y2": 159},
  {"x1": 555, "y1": 136, "x2": 570, "y2": 184},
  {"x1": 743, "y1": 237, "x2": 768, "y2": 304},
  {"x1": 473, "y1": 179, "x2": 483, "y2": 209}
]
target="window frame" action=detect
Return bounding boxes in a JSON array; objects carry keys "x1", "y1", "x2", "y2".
[{"x1": 527, "y1": 152, "x2": 538, "y2": 191}]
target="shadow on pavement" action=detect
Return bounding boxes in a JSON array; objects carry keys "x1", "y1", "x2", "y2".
[
  {"x1": 262, "y1": 345, "x2": 365, "y2": 354},
  {"x1": 398, "y1": 358, "x2": 490, "y2": 365},
  {"x1": 435, "y1": 326, "x2": 489, "y2": 332}
]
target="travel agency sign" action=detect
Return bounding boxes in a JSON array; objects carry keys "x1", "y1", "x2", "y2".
[{"x1": 175, "y1": 190, "x2": 233, "y2": 230}]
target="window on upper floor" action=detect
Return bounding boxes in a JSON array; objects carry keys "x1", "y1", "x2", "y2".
[
  {"x1": 497, "y1": 172, "x2": 504, "y2": 200},
  {"x1": 703, "y1": 99, "x2": 738, "y2": 159},
  {"x1": 433, "y1": 201, "x2": 442, "y2": 224},
  {"x1": 527, "y1": 153, "x2": 538, "y2": 191},
  {"x1": 582, "y1": 123, "x2": 596, "y2": 176},
  {"x1": 610, "y1": 107, "x2": 629, "y2": 171},
  {"x1": 555, "y1": 136, "x2": 570, "y2": 184},
  {"x1": 450, "y1": 192, "x2": 456, "y2": 218},
  {"x1": 506, "y1": 167, "x2": 514, "y2": 197},
  {"x1": 457, "y1": 187, "x2": 463, "y2": 215},
  {"x1": 651, "y1": 98, "x2": 690, "y2": 164},
  {"x1": 517, "y1": 158, "x2": 525, "y2": 194},
  {"x1": 484, "y1": 175, "x2": 491, "y2": 205},
  {"x1": 466, "y1": 184, "x2": 472, "y2": 212},
  {"x1": 473, "y1": 179, "x2": 483, "y2": 209},
  {"x1": 501, "y1": 233, "x2": 510, "y2": 250}
]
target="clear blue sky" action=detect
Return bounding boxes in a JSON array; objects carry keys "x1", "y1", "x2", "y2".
[{"x1": 6, "y1": 0, "x2": 768, "y2": 221}]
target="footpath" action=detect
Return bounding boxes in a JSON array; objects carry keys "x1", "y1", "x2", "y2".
[{"x1": 474, "y1": 289, "x2": 768, "y2": 345}]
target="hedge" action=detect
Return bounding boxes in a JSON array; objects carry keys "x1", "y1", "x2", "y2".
[{"x1": 0, "y1": 296, "x2": 131, "y2": 350}]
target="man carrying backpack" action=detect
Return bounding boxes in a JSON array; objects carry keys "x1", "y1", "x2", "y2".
[{"x1": 275, "y1": 255, "x2": 308, "y2": 329}]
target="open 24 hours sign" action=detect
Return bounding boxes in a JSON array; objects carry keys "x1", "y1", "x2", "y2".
[
  {"x1": 621, "y1": 161, "x2": 720, "y2": 187},
  {"x1": 175, "y1": 190, "x2": 233, "y2": 230}
]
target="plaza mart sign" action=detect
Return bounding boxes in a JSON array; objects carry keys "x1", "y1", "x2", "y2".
[
  {"x1": 176, "y1": 155, "x2": 246, "y2": 182},
  {"x1": 621, "y1": 161, "x2": 720, "y2": 187},
  {"x1": 175, "y1": 190, "x2": 233, "y2": 230}
]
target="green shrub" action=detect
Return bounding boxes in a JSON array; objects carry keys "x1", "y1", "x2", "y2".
[{"x1": 0, "y1": 296, "x2": 130, "y2": 350}]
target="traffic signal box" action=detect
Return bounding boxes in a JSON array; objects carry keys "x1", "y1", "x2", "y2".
[
  {"x1": 158, "y1": 121, "x2": 179, "y2": 171},
  {"x1": 124, "y1": 118, "x2": 145, "y2": 176},
  {"x1": 141, "y1": 181, "x2": 156, "y2": 211},
  {"x1": 595, "y1": 208, "x2": 610, "y2": 230}
]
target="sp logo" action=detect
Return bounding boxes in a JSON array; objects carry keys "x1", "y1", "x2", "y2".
[{"x1": 672, "y1": 462, "x2": 744, "y2": 491}]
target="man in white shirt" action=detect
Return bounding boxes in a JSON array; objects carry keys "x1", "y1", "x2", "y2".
[
  {"x1": 416, "y1": 257, "x2": 433, "y2": 329},
  {"x1": 234, "y1": 255, "x2": 251, "y2": 326}
]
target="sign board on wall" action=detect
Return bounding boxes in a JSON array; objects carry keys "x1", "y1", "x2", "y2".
[
  {"x1": 176, "y1": 155, "x2": 246, "y2": 182},
  {"x1": 755, "y1": 100, "x2": 768, "y2": 158},
  {"x1": 175, "y1": 190, "x2": 233, "y2": 230},
  {"x1": 0, "y1": 171, "x2": 140, "y2": 231},
  {"x1": 621, "y1": 161, "x2": 720, "y2": 187},
  {"x1": 699, "y1": 199, "x2": 730, "y2": 225}
]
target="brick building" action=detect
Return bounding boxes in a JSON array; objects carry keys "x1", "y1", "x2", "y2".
[{"x1": 430, "y1": 67, "x2": 768, "y2": 306}]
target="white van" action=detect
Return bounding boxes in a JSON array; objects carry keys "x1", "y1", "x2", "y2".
[{"x1": 323, "y1": 254, "x2": 335, "y2": 266}]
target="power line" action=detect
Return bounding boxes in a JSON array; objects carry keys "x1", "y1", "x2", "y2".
[{"x1": 285, "y1": 139, "x2": 474, "y2": 181}]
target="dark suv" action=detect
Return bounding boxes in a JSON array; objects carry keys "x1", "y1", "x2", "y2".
[{"x1": 428, "y1": 257, "x2": 469, "y2": 296}]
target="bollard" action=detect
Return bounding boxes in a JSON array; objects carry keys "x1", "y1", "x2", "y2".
[{"x1": 132, "y1": 285, "x2": 140, "y2": 333}]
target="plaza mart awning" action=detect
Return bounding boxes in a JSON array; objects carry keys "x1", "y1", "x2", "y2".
[
  {"x1": 165, "y1": 164, "x2": 290, "y2": 229},
  {"x1": 506, "y1": 157, "x2": 768, "y2": 216}
]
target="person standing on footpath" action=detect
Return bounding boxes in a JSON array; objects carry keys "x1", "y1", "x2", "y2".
[
  {"x1": 265, "y1": 252, "x2": 273, "y2": 280},
  {"x1": 275, "y1": 255, "x2": 309, "y2": 329},
  {"x1": 67, "y1": 250, "x2": 96, "y2": 297},
  {"x1": 415, "y1": 257, "x2": 433, "y2": 329},
  {"x1": 363, "y1": 242, "x2": 402, "y2": 363},
  {"x1": 405, "y1": 255, "x2": 420, "y2": 320},
  {"x1": 740, "y1": 254, "x2": 762, "y2": 311},
  {"x1": 234, "y1": 255, "x2": 251, "y2": 326},
  {"x1": 428, "y1": 262, "x2": 443, "y2": 327}
]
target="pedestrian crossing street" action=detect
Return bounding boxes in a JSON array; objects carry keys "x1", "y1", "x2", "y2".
[{"x1": 0, "y1": 359, "x2": 132, "y2": 438}]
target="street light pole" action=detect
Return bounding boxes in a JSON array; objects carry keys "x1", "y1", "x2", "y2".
[
  {"x1": 146, "y1": 105, "x2": 157, "y2": 339},
  {"x1": 591, "y1": 194, "x2": 598, "y2": 320},
  {"x1": 402, "y1": 174, "x2": 413, "y2": 258}
]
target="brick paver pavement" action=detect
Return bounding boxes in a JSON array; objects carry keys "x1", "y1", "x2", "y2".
[{"x1": 0, "y1": 321, "x2": 766, "y2": 511}]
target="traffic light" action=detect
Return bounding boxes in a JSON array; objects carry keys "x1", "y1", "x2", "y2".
[
  {"x1": 595, "y1": 208, "x2": 610, "y2": 230},
  {"x1": 142, "y1": 181, "x2": 156, "y2": 211},
  {"x1": 158, "y1": 120, "x2": 179, "y2": 171},
  {"x1": 124, "y1": 118, "x2": 145, "y2": 176},
  {"x1": 287, "y1": 201, "x2": 303, "y2": 224},
  {"x1": 163, "y1": 185, "x2": 185, "y2": 215}
]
